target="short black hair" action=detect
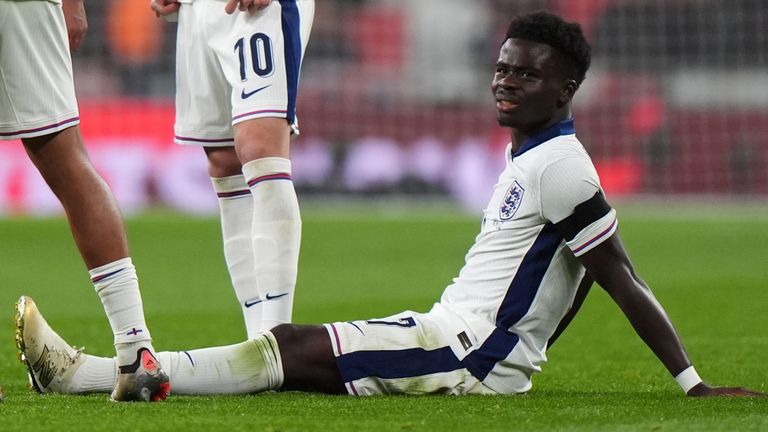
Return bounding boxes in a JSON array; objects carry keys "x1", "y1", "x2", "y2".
[{"x1": 505, "y1": 11, "x2": 591, "y2": 85}]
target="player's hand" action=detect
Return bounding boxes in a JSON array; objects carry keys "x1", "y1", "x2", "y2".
[
  {"x1": 150, "y1": 0, "x2": 181, "y2": 17},
  {"x1": 62, "y1": 0, "x2": 88, "y2": 52},
  {"x1": 686, "y1": 382, "x2": 767, "y2": 397},
  {"x1": 224, "y1": 0, "x2": 273, "y2": 15}
]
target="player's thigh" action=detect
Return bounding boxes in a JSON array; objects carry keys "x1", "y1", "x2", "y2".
[
  {"x1": 0, "y1": 1, "x2": 79, "y2": 141},
  {"x1": 325, "y1": 310, "x2": 497, "y2": 396},
  {"x1": 207, "y1": 0, "x2": 314, "y2": 128},
  {"x1": 173, "y1": 2, "x2": 234, "y2": 147}
]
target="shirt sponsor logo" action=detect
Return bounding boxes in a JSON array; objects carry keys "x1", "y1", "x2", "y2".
[{"x1": 500, "y1": 180, "x2": 525, "y2": 221}]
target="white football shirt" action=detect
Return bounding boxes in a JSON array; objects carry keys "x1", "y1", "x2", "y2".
[{"x1": 439, "y1": 119, "x2": 617, "y2": 393}]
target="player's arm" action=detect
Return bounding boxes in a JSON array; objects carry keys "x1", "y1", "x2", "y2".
[
  {"x1": 547, "y1": 274, "x2": 593, "y2": 348},
  {"x1": 542, "y1": 158, "x2": 762, "y2": 397},
  {"x1": 62, "y1": 0, "x2": 88, "y2": 52},
  {"x1": 579, "y1": 234, "x2": 764, "y2": 397}
]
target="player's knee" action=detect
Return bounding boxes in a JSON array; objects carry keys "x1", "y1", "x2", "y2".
[
  {"x1": 204, "y1": 147, "x2": 241, "y2": 177},
  {"x1": 270, "y1": 324, "x2": 343, "y2": 393},
  {"x1": 233, "y1": 118, "x2": 290, "y2": 161},
  {"x1": 270, "y1": 324, "x2": 328, "y2": 360},
  {"x1": 271, "y1": 324, "x2": 307, "y2": 349}
]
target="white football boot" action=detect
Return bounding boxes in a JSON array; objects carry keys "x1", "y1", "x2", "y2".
[{"x1": 15, "y1": 296, "x2": 86, "y2": 394}]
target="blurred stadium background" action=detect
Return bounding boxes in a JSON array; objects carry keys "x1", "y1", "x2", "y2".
[{"x1": 1, "y1": 0, "x2": 767, "y2": 215}]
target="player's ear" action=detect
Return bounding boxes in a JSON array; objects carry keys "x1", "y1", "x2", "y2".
[{"x1": 559, "y1": 79, "x2": 577, "y2": 104}]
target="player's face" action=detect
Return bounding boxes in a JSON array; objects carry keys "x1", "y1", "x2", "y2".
[{"x1": 492, "y1": 38, "x2": 574, "y2": 132}]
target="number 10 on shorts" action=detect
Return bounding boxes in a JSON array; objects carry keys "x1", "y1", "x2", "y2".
[{"x1": 234, "y1": 33, "x2": 275, "y2": 81}]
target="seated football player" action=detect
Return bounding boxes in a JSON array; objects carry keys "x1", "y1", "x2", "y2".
[{"x1": 16, "y1": 11, "x2": 763, "y2": 398}]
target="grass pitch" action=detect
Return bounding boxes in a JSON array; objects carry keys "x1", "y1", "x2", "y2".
[{"x1": 0, "y1": 203, "x2": 766, "y2": 431}]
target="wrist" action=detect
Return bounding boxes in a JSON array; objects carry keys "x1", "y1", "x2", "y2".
[{"x1": 674, "y1": 366, "x2": 702, "y2": 393}]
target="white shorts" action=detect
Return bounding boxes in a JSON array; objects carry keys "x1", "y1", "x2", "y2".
[
  {"x1": 0, "y1": 0, "x2": 79, "y2": 140},
  {"x1": 325, "y1": 303, "x2": 532, "y2": 396},
  {"x1": 174, "y1": 0, "x2": 314, "y2": 146}
]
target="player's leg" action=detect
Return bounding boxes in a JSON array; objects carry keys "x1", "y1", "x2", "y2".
[
  {"x1": 206, "y1": 146, "x2": 265, "y2": 338},
  {"x1": 219, "y1": 0, "x2": 315, "y2": 331},
  {"x1": 16, "y1": 295, "x2": 343, "y2": 395},
  {"x1": 270, "y1": 324, "x2": 346, "y2": 394},
  {"x1": 23, "y1": 129, "x2": 169, "y2": 402},
  {"x1": 160, "y1": 310, "x2": 489, "y2": 396},
  {"x1": 17, "y1": 296, "x2": 494, "y2": 396},
  {"x1": 157, "y1": 309, "x2": 493, "y2": 396},
  {"x1": 23, "y1": 128, "x2": 131, "y2": 267},
  {"x1": 324, "y1": 309, "x2": 498, "y2": 396},
  {"x1": 2, "y1": 0, "x2": 167, "y2": 402},
  {"x1": 174, "y1": 1, "x2": 266, "y2": 338},
  {"x1": 236, "y1": 118, "x2": 300, "y2": 331},
  {"x1": 152, "y1": 325, "x2": 339, "y2": 395}
]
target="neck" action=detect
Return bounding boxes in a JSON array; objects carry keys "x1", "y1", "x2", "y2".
[{"x1": 509, "y1": 108, "x2": 572, "y2": 153}]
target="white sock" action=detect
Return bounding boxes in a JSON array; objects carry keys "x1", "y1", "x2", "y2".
[
  {"x1": 90, "y1": 257, "x2": 155, "y2": 365},
  {"x1": 62, "y1": 333, "x2": 283, "y2": 395},
  {"x1": 211, "y1": 175, "x2": 262, "y2": 338},
  {"x1": 157, "y1": 332, "x2": 283, "y2": 394},
  {"x1": 68, "y1": 354, "x2": 117, "y2": 393},
  {"x1": 242, "y1": 158, "x2": 301, "y2": 331}
]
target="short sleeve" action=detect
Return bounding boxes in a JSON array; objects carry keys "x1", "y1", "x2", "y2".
[{"x1": 540, "y1": 157, "x2": 618, "y2": 256}]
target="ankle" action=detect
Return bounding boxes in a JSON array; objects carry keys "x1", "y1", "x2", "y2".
[{"x1": 115, "y1": 341, "x2": 156, "y2": 366}]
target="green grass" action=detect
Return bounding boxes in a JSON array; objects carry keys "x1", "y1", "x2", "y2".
[{"x1": 0, "y1": 204, "x2": 766, "y2": 431}]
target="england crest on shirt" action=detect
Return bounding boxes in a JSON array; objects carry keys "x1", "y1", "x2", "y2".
[{"x1": 500, "y1": 180, "x2": 525, "y2": 221}]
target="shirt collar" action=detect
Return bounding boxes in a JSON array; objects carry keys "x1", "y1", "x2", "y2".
[{"x1": 512, "y1": 118, "x2": 575, "y2": 158}]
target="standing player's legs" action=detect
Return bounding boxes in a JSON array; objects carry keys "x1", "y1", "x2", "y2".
[
  {"x1": 172, "y1": 1, "x2": 264, "y2": 337},
  {"x1": 1, "y1": 0, "x2": 168, "y2": 402},
  {"x1": 203, "y1": 124, "x2": 299, "y2": 338},
  {"x1": 175, "y1": 0, "x2": 314, "y2": 337},
  {"x1": 227, "y1": 0, "x2": 314, "y2": 332}
]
